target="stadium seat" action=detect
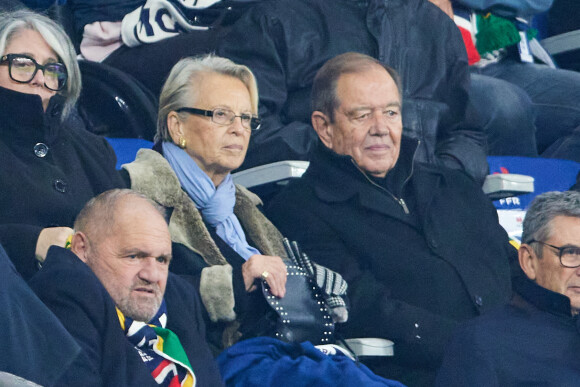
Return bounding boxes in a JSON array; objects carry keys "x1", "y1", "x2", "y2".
[
  {"x1": 106, "y1": 138, "x2": 154, "y2": 169},
  {"x1": 77, "y1": 60, "x2": 158, "y2": 141}
]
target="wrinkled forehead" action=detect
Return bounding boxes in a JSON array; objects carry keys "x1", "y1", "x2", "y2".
[
  {"x1": 91, "y1": 198, "x2": 170, "y2": 243},
  {"x1": 335, "y1": 68, "x2": 401, "y2": 109}
]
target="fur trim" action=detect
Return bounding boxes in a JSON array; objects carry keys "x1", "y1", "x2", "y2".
[
  {"x1": 200, "y1": 265, "x2": 236, "y2": 322},
  {"x1": 123, "y1": 149, "x2": 289, "y2": 327},
  {"x1": 123, "y1": 149, "x2": 227, "y2": 265},
  {"x1": 125, "y1": 149, "x2": 287, "y2": 262}
]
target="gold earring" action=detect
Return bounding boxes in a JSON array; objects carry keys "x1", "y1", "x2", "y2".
[{"x1": 178, "y1": 136, "x2": 187, "y2": 149}]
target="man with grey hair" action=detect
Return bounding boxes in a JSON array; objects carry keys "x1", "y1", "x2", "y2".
[
  {"x1": 29, "y1": 189, "x2": 223, "y2": 386},
  {"x1": 437, "y1": 190, "x2": 580, "y2": 385},
  {"x1": 267, "y1": 52, "x2": 514, "y2": 386}
]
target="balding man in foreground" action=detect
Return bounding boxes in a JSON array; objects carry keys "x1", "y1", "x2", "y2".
[{"x1": 29, "y1": 189, "x2": 223, "y2": 386}]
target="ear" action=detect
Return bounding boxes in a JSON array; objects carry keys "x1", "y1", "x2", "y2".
[
  {"x1": 167, "y1": 111, "x2": 183, "y2": 145},
  {"x1": 518, "y1": 244, "x2": 538, "y2": 281},
  {"x1": 70, "y1": 231, "x2": 90, "y2": 263},
  {"x1": 311, "y1": 111, "x2": 334, "y2": 150}
]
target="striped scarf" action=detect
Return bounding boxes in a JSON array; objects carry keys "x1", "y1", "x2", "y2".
[{"x1": 117, "y1": 301, "x2": 196, "y2": 387}]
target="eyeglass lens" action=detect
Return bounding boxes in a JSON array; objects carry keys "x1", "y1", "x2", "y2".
[
  {"x1": 559, "y1": 246, "x2": 580, "y2": 268},
  {"x1": 211, "y1": 108, "x2": 260, "y2": 130},
  {"x1": 8, "y1": 55, "x2": 67, "y2": 91}
]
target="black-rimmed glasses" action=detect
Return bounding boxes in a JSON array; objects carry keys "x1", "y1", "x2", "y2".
[
  {"x1": 175, "y1": 107, "x2": 261, "y2": 131},
  {"x1": 527, "y1": 240, "x2": 580, "y2": 268},
  {"x1": 0, "y1": 54, "x2": 67, "y2": 91}
]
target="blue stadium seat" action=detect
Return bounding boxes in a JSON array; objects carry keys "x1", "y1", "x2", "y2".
[{"x1": 106, "y1": 138, "x2": 154, "y2": 169}]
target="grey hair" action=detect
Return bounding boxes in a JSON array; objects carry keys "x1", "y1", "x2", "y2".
[
  {"x1": 0, "y1": 9, "x2": 81, "y2": 119},
  {"x1": 74, "y1": 189, "x2": 166, "y2": 239},
  {"x1": 156, "y1": 53, "x2": 259, "y2": 143},
  {"x1": 522, "y1": 190, "x2": 580, "y2": 258},
  {"x1": 311, "y1": 52, "x2": 402, "y2": 122}
]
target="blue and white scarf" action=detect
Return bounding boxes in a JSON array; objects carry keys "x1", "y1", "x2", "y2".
[{"x1": 163, "y1": 141, "x2": 260, "y2": 260}]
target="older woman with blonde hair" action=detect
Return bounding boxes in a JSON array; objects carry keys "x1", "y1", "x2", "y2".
[
  {"x1": 123, "y1": 54, "x2": 289, "y2": 347},
  {"x1": 0, "y1": 9, "x2": 125, "y2": 279}
]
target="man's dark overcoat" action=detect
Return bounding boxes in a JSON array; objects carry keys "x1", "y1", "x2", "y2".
[
  {"x1": 266, "y1": 138, "x2": 514, "y2": 385},
  {"x1": 29, "y1": 246, "x2": 224, "y2": 386}
]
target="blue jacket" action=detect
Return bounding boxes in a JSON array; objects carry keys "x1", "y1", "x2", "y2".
[
  {"x1": 452, "y1": 0, "x2": 553, "y2": 18},
  {"x1": 0, "y1": 244, "x2": 81, "y2": 386},
  {"x1": 436, "y1": 277, "x2": 580, "y2": 386}
]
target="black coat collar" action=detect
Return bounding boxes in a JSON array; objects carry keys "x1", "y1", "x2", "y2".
[
  {"x1": 513, "y1": 276, "x2": 576, "y2": 319},
  {"x1": 305, "y1": 135, "x2": 419, "y2": 202},
  {"x1": 0, "y1": 85, "x2": 65, "y2": 142},
  {"x1": 304, "y1": 136, "x2": 442, "y2": 223}
]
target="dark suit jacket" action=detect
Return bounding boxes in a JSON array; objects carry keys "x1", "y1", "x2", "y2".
[
  {"x1": 0, "y1": 244, "x2": 81, "y2": 386},
  {"x1": 436, "y1": 277, "x2": 580, "y2": 386},
  {"x1": 29, "y1": 246, "x2": 224, "y2": 386},
  {"x1": 267, "y1": 139, "x2": 514, "y2": 385}
]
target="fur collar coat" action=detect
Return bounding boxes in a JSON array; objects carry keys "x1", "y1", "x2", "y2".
[{"x1": 123, "y1": 149, "x2": 286, "y2": 325}]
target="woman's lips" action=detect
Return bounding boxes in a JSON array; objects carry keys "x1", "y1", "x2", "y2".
[{"x1": 224, "y1": 144, "x2": 244, "y2": 151}]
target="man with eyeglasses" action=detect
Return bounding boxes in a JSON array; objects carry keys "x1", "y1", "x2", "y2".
[{"x1": 437, "y1": 190, "x2": 580, "y2": 385}]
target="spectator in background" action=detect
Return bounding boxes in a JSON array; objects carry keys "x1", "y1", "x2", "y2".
[
  {"x1": 437, "y1": 191, "x2": 580, "y2": 385},
  {"x1": 0, "y1": 9, "x2": 125, "y2": 279},
  {"x1": 29, "y1": 189, "x2": 224, "y2": 386},
  {"x1": 266, "y1": 53, "x2": 514, "y2": 386},
  {"x1": 58, "y1": 0, "x2": 245, "y2": 97},
  {"x1": 217, "y1": 0, "x2": 489, "y2": 184},
  {"x1": 434, "y1": 0, "x2": 580, "y2": 161}
]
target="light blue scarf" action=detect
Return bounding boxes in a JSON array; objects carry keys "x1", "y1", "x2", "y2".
[{"x1": 163, "y1": 142, "x2": 260, "y2": 260}]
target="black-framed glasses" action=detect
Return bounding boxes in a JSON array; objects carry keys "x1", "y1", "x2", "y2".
[
  {"x1": 0, "y1": 54, "x2": 67, "y2": 91},
  {"x1": 527, "y1": 240, "x2": 580, "y2": 268},
  {"x1": 175, "y1": 107, "x2": 261, "y2": 131}
]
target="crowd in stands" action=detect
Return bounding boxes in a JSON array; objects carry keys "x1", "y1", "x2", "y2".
[{"x1": 1, "y1": 0, "x2": 580, "y2": 386}]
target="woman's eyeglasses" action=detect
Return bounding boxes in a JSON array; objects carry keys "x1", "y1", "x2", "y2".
[
  {"x1": 0, "y1": 53, "x2": 67, "y2": 91},
  {"x1": 176, "y1": 107, "x2": 261, "y2": 131}
]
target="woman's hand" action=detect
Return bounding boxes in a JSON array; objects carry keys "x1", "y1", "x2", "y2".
[
  {"x1": 35, "y1": 227, "x2": 74, "y2": 262},
  {"x1": 242, "y1": 254, "x2": 287, "y2": 298}
]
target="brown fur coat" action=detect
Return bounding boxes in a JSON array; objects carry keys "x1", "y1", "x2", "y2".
[{"x1": 123, "y1": 149, "x2": 286, "y2": 325}]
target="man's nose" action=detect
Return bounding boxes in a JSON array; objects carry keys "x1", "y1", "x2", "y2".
[
  {"x1": 369, "y1": 110, "x2": 390, "y2": 135},
  {"x1": 138, "y1": 258, "x2": 164, "y2": 283}
]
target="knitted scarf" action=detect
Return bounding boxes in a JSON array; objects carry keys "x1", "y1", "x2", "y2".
[
  {"x1": 476, "y1": 13, "x2": 537, "y2": 55},
  {"x1": 163, "y1": 141, "x2": 260, "y2": 260},
  {"x1": 117, "y1": 301, "x2": 196, "y2": 387}
]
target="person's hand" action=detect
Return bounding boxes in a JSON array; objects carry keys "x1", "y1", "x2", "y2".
[
  {"x1": 35, "y1": 227, "x2": 74, "y2": 262},
  {"x1": 242, "y1": 254, "x2": 287, "y2": 298},
  {"x1": 428, "y1": 0, "x2": 454, "y2": 18}
]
